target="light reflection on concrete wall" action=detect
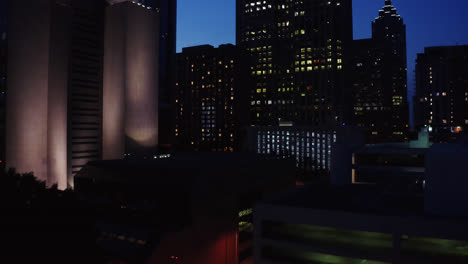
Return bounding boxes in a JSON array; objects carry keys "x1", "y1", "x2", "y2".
[
  {"x1": 6, "y1": 0, "x2": 69, "y2": 190},
  {"x1": 103, "y1": 2, "x2": 159, "y2": 159}
]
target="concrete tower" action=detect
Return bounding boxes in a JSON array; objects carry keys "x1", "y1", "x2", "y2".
[
  {"x1": 6, "y1": 0, "x2": 106, "y2": 189},
  {"x1": 6, "y1": 0, "x2": 160, "y2": 188},
  {"x1": 103, "y1": 1, "x2": 160, "y2": 159},
  {"x1": 6, "y1": 0, "x2": 71, "y2": 189}
]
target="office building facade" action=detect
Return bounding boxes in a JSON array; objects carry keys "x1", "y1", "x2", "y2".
[
  {"x1": 102, "y1": 1, "x2": 160, "y2": 159},
  {"x1": 255, "y1": 139, "x2": 468, "y2": 264},
  {"x1": 75, "y1": 153, "x2": 295, "y2": 264},
  {"x1": 352, "y1": 0, "x2": 409, "y2": 142},
  {"x1": 414, "y1": 45, "x2": 468, "y2": 134},
  {"x1": 236, "y1": 0, "x2": 353, "y2": 127},
  {"x1": 67, "y1": 0, "x2": 107, "y2": 185},
  {"x1": 156, "y1": 0, "x2": 177, "y2": 149},
  {"x1": 175, "y1": 45, "x2": 242, "y2": 152},
  {"x1": 248, "y1": 126, "x2": 337, "y2": 172},
  {"x1": 0, "y1": 1, "x2": 7, "y2": 168},
  {"x1": 105, "y1": 0, "x2": 176, "y2": 150},
  {"x1": 123, "y1": 0, "x2": 177, "y2": 148},
  {"x1": 6, "y1": 0, "x2": 106, "y2": 189},
  {"x1": 6, "y1": 0, "x2": 163, "y2": 188},
  {"x1": 255, "y1": 185, "x2": 468, "y2": 264}
]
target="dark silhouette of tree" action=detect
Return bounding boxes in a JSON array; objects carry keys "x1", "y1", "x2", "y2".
[{"x1": 0, "y1": 169, "x2": 102, "y2": 263}]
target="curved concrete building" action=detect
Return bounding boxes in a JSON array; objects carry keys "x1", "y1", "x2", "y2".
[
  {"x1": 103, "y1": 1, "x2": 159, "y2": 159},
  {"x1": 6, "y1": 0, "x2": 106, "y2": 189},
  {"x1": 6, "y1": 0, "x2": 71, "y2": 189}
]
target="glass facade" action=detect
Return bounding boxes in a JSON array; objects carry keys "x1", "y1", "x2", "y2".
[
  {"x1": 236, "y1": 0, "x2": 353, "y2": 127},
  {"x1": 255, "y1": 127, "x2": 336, "y2": 170}
]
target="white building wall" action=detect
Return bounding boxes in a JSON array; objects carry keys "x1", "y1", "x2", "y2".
[
  {"x1": 103, "y1": 2, "x2": 159, "y2": 159},
  {"x1": 6, "y1": 0, "x2": 70, "y2": 189}
]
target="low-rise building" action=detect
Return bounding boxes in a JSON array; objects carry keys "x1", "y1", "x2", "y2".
[
  {"x1": 75, "y1": 152, "x2": 295, "y2": 264},
  {"x1": 255, "y1": 136, "x2": 468, "y2": 264},
  {"x1": 332, "y1": 128, "x2": 431, "y2": 186},
  {"x1": 255, "y1": 184, "x2": 468, "y2": 264}
]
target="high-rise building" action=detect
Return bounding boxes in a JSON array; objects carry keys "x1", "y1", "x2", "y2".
[
  {"x1": 67, "y1": 0, "x2": 107, "y2": 186},
  {"x1": 0, "y1": 0, "x2": 7, "y2": 168},
  {"x1": 175, "y1": 45, "x2": 242, "y2": 152},
  {"x1": 155, "y1": 0, "x2": 177, "y2": 149},
  {"x1": 102, "y1": 1, "x2": 160, "y2": 159},
  {"x1": 125, "y1": 0, "x2": 177, "y2": 148},
  {"x1": 236, "y1": 0, "x2": 353, "y2": 127},
  {"x1": 352, "y1": 0, "x2": 409, "y2": 143},
  {"x1": 248, "y1": 126, "x2": 337, "y2": 172},
  {"x1": 6, "y1": 0, "x2": 107, "y2": 189},
  {"x1": 6, "y1": 0, "x2": 162, "y2": 189},
  {"x1": 351, "y1": 39, "x2": 389, "y2": 141},
  {"x1": 414, "y1": 45, "x2": 468, "y2": 135},
  {"x1": 109, "y1": 0, "x2": 177, "y2": 149}
]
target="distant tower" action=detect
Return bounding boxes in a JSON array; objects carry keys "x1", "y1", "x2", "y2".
[
  {"x1": 102, "y1": 1, "x2": 160, "y2": 159},
  {"x1": 372, "y1": 0, "x2": 409, "y2": 139},
  {"x1": 351, "y1": 0, "x2": 408, "y2": 143},
  {"x1": 175, "y1": 45, "x2": 240, "y2": 152},
  {"x1": 414, "y1": 46, "x2": 468, "y2": 133},
  {"x1": 236, "y1": 0, "x2": 353, "y2": 127}
]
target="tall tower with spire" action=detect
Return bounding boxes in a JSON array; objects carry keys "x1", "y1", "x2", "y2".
[
  {"x1": 373, "y1": 0, "x2": 409, "y2": 139},
  {"x1": 351, "y1": 0, "x2": 408, "y2": 143}
]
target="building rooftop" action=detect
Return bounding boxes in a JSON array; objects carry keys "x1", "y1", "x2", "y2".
[
  {"x1": 87, "y1": 152, "x2": 284, "y2": 170},
  {"x1": 264, "y1": 184, "x2": 426, "y2": 217},
  {"x1": 262, "y1": 181, "x2": 468, "y2": 225},
  {"x1": 356, "y1": 144, "x2": 428, "y2": 155},
  {"x1": 77, "y1": 152, "x2": 295, "y2": 191}
]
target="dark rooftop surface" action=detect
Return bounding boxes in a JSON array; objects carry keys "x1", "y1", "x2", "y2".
[
  {"x1": 264, "y1": 184, "x2": 426, "y2": 217},
  {"x1": 87, "y1": 152, "x2": 282, "y2": 170},
  {"x1": 76, "y1": 152, "x2": 295, "y2": 190}
]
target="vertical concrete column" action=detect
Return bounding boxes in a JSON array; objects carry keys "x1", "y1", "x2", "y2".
[
  {"x1": 47, "y1": 4, "x2": 72, "y2": 190},
  {"x1": 6, "y1": 0, "x2": 52, "y2": 183},
  {"x1": 103, "y1": 2, "x2": 159, "y2": 159},
  {"x1": 103, "y1": 5, "x2": 126, "y2": 159},
  {"x1": 393, "y1": 232, "x2": 402, "y2": 264},
  {"x1": 124, "y1": 4, "x2": 159, "y2": 155}
]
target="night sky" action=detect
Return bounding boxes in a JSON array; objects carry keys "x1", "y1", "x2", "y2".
[{"x1": 176, "y1": 0, "x2": 468, "y2": 105}]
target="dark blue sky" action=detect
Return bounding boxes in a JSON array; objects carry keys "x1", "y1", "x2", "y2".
[{"x1": 176, "y1": 0, "x2": 468, "y2": 98}]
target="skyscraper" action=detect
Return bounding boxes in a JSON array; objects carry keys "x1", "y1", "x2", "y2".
[
  {"x1": 236, "y1": 0, "x2": 353, "y2": 126},
  {"x1": 352, "y1": 0, "x2": 409, "y2": 142},
  {"x1": 102, "y1": 1, "x2": 160, "y2": 159},
  {"x1": 6, "y1": 0, "x2": 162, "y2": 188},
  {"x1": 109, "y1": 0, "x2": 177, "y2": 149},
  {"x1": 414, "y1": 45, "x2": 468, "y2": 135},
  {"x1": 67, "y1": 0, "x2": 106, "y2": 185},
  {"x1": 0, "y1": 0, "x2": 7, "y2": 168},
  {"x1": 175, "y1": 44, "x2": 242, "y2": 152},
  {"x1": 155, "y1": 0, "x2": 177, "y2": 149},
  {"x1": 6, "y1": 0, "x2": 106, "y2": 189}
]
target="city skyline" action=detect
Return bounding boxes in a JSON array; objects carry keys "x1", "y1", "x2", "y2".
[
  {"x1": 176, "y1": 0, "x2": 468, "y2": 103},
  {"x1": 1, "y1": 0, "x2": 468, "y2": 263}
]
